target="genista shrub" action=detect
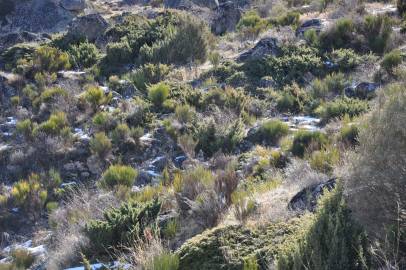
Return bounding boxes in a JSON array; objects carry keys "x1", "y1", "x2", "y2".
[
  {"x1": 85, "y1": 199, "x2": 161, "y2": 255},
  {"x1": 68, "y1": 41, "x2": 100, "y2": 69},
  {"x1": 32, "y1": 45, "x2": 71, "y2": 73},
  {"x1": 316, "y1": 97, "x2": 369, "y2": 123},
  {"x1": 83, "y1": 85, "x2": 112, "y2": 111},
  {"x1": 148, "y1": 82, "x2": 170, "y2": 108},
  {"x1": 99, "y1": 165, "x2": 138, "y2": 190},
  {"x1": 33, "y1": 112, "x2": 69, "y2": 136}
]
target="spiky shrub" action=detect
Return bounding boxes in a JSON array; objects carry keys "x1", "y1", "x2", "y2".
[
  {"x1": 33, "y1": 112, "x2": 69, "y2": 136},
  {"x1": 98, "y1": 165, "x2": 138, "y2": 190},
  {"x1": 291, "y1": 130, "x2": 328, "y2": 157},
  {"x1": 128, "y1": 63, "x2": 170, "y2": 92},
  {"x1": 148, "y1": 82, "x2": 170, "y2": 108},
  {"x1": 68, "y1": 41, "x2": 100, "y2": 69},
  {"x1": 146, "y1": 252, "x2": 180, "y2": 270},
  {"x1": 339, "y1": 124, "x2": 359, "y2": 146},
  {"x1": 31, "y1": 45, "x2": 71, "y2": 73},
  {"x1": 105, "y1": 41, "x2": 132, "y2": 66},
  {"x1": 311, "y1": 73, "x2": 346, "y2": 100},
  {"x1": 89, "y1": 132, "x2": 112, "y2": 158},
  {"x1": 237, "y1": 10, "x2": 269, "y2": 39},
  {"x1": 111, "y1": 123, "x2": 130, "y2": 146},
  {"x1": 276, "y1": 185, "x2": 370, "y2": 270},
  {"x1": 329, "y1": 49, "x2": 362, "y2": 71},
  {"x1": 344, "y1": 84, "x2": 406, "y2": 262},
  {"x1": 253, "y1": 120, "x2": 289, "y2": 146},
  {"x1": 83, "y1": 85, "x2": 112, "y2": 111},
  {"x1": 85, "y1": 199, "x2": 161, "y2": 255}
]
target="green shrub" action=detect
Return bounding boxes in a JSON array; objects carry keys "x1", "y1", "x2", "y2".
[
  {"x1": 175, "y1": 104, "x2": 195, "y2": 124},
  {"x1": 339, "y1": 124, "x2": 359, "y2": 145},
  {"x1": 276, "y1": 185, "x2": 369, "y2": 270},
  {"x1": 83, "y1": 85, "x2": 112, "y2": 110},
  {"x1": 11, "y1": 249, "x2": 35, "y2": 269},
  {"x1": 105, "y1": 40, "x2": 132, "y2": 66},
  {"x1": 68, "y1": 41, "x2": 100, "y2": 68},
  {"x1": 146, "y1": 252, "x2": 179, "y2": 270},
  {"x1": 92, "y1": 112, "x2": 115, "y2": 131},
  {"x1": 309, "y1": 147, "x2": 340, "y2": 174},
  {"x1": 34, "y1": 86, "x2": 67, "y2": 107},
  {"x1": 33, "y1": 112, "x2": 69, "y2": 136},
  {"x1": 16, "y1": 119, "x2": 33, "y2": 139},
  {"x1": 85, "y1": 199, "x2": 161, "y2": 254},
  {"x1": 254, "y1": 120, "x2": 289, "y2": 145},
  {"x1": 291, "y1": 130, "x2": 328, "y2": 157},
  {"x1": 32, "y1": 45, "x2": 71, "y2": 73},
  {"x1": 128, "y1": 63, "x2": 170, "y2": 92},
  {"x1": 329, "y1": 49, "x2": 362, "y2": 71},
  {"x1": 148, "y1": 82, "x2": 170, "y2": 107},
  {"x1": 90, "y1": 132, "x2": 112, "y2": 158},
  {"x1": 381, "y1": 50, "x2": 402, "y2": 74},
  {"x1": 361, "y1": 15, "x2": 393, "y2": 55},
  {"x1": 276, "y1": 84, "x2": 310, "y2": 113},
  {"x1": 303, "y1": 29, "x2": 319, "y2": 48},
  {"x1": 316, "y1": 97, "x2": 369, "y2": 122},
  {"x1": 243, "y1": 257, "x2": 259, "y2": 270},
  {"x1": 311, "y1": 73, "x2": 345, "y2": 99},
  {"x1": 237, "y1": 10, "x2": 268, "y2": 39},
  {"x1": 319, "y1": 18, "x2": 356, "y2": 52},
  {"x1": 111, "y1": 123, "x2": 130, "y2": 145},
  {"x1": 270, "y1": 11, "x2": 300, "y2": 27},
  {"x1": 11, "y1": 174, "x2": 47, "y2": 214},
  {"x1": 245, "y1": 45, "x2": 322, "y2": 87},
  {"x1": 99, "y1": 165, "x2": 138, "y2": 190}
]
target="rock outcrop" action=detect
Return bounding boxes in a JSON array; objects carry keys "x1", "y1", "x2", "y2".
[
  {"x1": 237, "y1": 37, "x2": 280, "y2": 62},
  {"x1": 67, "y1": 13, "x2": 109, "y2": 42},
  {"x1": 211, "y1": 1, "x2": 241, "y2": 35},
  {"x1": 60, "y1": 0, "x2": 87, "y2": 11}
]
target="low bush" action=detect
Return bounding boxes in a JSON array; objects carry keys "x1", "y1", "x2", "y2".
[
  {"x1": 253, "y1": 120, "x2": 289, "y2": 146},
  {"x1": 311, "y1": 73, "x2": 345, "y2": 99},
  {"x1": 381, "y1": 50, "x2": 402, "y2": 74},
  {"x1": 237, "y1": 10, "x2": 269, "y2": 39},
  {"x1": 276, "y1": 84, "x2": 311, "y2": 113},
  {"x1": 329, "y1": 49, "x2": 362, "y2": 71},
  {"x1": 99, "y1": 165, "x2": 138, "y2": 190},
  {"x1": 148, "y1": 82, "x2": 170, "y2": 108},
  {"x1": 68, "y1": 41, "x2": 100, "y2": 69},
  {"x1": 339, "y1": 124, "x2": 359, "y2": 145},
  {"x1": 316, "y1": 97, "x2": 369, "y2": 122},
  {"x1": 33, "y1": 112, "x2": 69, "y2": 136},
  {"x1": 90, "y1": 132, "x2": 112, "y2": 158},
  {"x1": 83, "y1": 85, "x2": 112, "y2": 111},
  {"x1": 309, "y1": 147, "x2": 340, "y2": 174},
  {"x1": 31, "y1": 45, "x2": 71, "y2": 74},
  {"x1": 111, "y1": 123, "x2": 130, "y2": 146},
  {"x1": 291, "y1": 130, "x2": 328, "y2": 157},
  {"x1": 105, "y1": 40, "x2": 132, "y2": 66},
  {"x1": 85, "y1": 199, "x2": 161, "y2": 255},
  {"x1": 175, "y1": 104, "x2": 196, "y2": 124},
  {"x1": 128, "y1": 63, "x2": 170, "y2": 92}
]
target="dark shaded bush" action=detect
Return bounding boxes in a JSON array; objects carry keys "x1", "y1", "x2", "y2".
[
  {"x1": 244, "y1": 45, "x2": 322, "y2": 87},
  {"x1": 291, "y1": 130, "x2": 328, "y2": 157},
  {"x1": 237, "y1": 10, "x2": 269, "y2": 39},
  {"x1": 276, "y1": 84, "x2": 311, "y2": 113},
  {"x1": 86, "y1": 199, "x2": 161, "y2": 255}
]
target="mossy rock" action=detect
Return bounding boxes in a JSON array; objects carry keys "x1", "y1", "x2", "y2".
[{"x1": 176, "y1": 221, "x2": 301, "y2": 270}]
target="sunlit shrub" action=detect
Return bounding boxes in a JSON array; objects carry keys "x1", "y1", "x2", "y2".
[
  {"x1": 253, "y1": 120, "x2": 289, "y2": 145},
  {"x1": 68, "y1": 41, "x2": 100, "y2": 69},
  {"x1": 291, "y1": 130, "x2": 328, "y2": 157},
  {"x1": 99, "y1": 165, "x2": 138, "y2": 190},
  {"x1": 148, "y1": 82, "x2": 170, "y2": 108}
]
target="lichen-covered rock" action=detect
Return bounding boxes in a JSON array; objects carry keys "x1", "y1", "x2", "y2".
[
  {"x1": 67, "y1": 13, "x2": 109, "y2": 42},
  {"x1": 60, "y1": 0, "x2": 86, "y2": 11},
  {"x1": 211, "y1": 1, "x2": 241, "y2": 35},
  {"x1": 176, "y1": 222, "x2": 301, "y2": 270},
  {"x1": 237, "y1": 37, "x2": 281, "y2": 62}
]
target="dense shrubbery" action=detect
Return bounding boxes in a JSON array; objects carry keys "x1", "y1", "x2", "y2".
[
  {"x1": 311, "y1": 73, "x2": 345, "y2": 100},
  {"x1": 237, "y1": 10, "x2": 269, "y2": 39},
  {"x1": 104, "y1": 11, "x2": 209, "y2": 67},
  {"x1": 68, "y1": 41, "x2": 100, "y2": 69},
  {"x1": 148, "y1": 82, "x2": 170, "y2": 108},
  {"x1": 90, "y1": 132, "x2": 112, "y2": 158},
  {"x1": 128, "y1": 63, "x2": 170, "y2": 91},
  {"x1": 244, "y1": 45, "x2": 322, "y2": 87},
  {"x1": 31, "y1": 46, "x2": 71, "y2": 74},
  {"x1": 316, "y1": 97, "x2": 369, "y2": 122},
  {"x1": 381, "y1": 50, "x2": 402, "y2": 74},
  {"x1": 86, "y1": 199, "x2": 161, "y2": 255},
  {"x1": 33, "y1": 112, "x2": 69, "y2": 136}
]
